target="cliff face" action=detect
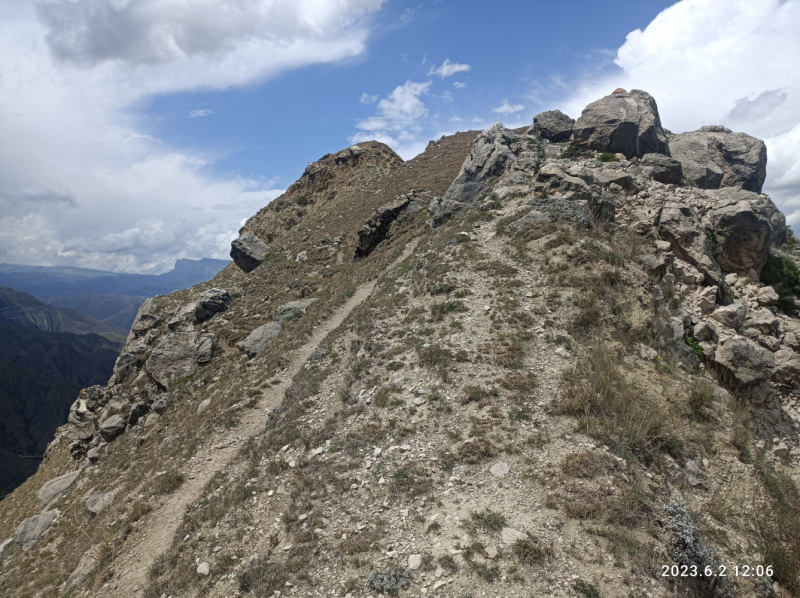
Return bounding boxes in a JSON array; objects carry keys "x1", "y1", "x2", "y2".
[{"x1": 2, "y1": 91, "x2": 800, "y2": 598}]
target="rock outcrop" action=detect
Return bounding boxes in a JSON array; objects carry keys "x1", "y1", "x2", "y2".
[
  {"x1": 668, "y1": 125, "x2": 767, "y2": 193},
  {"x1": 146, "y1": 332, "x2": 200, "y2": 389},
  {"x1": 355, "y1": 195, "x2": 410, "y2": 257},
  {"x1": 656, "y1": 202, "x2": 723, "y2": 288},
  {"x1": 572, "y1": 89, "x2": 670, "y2": 158},
  {"x1": 194, "y1": 288, "x2": 231, "y2": 322},
  {"x1": 639, "y1": 153, "x2": 683, "y2": 185},
  {"x1": 38, "y1": 471, "x2": 80, "y2": 509},
  {"x1": 230, "y1": 233, "x2": 270, "y2": 273},
  {"x1": 244, "y1": 322, "x2": 282, "y2": 358},
  {"x1": 14, "y1": 510, "x2": 58, "y2": 552},
  {"x1": 531, "y1": 110, "x2": 574, "y2": 142}
]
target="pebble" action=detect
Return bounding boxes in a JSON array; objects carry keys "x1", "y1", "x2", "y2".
[
  {"x1": 197, "y1": 562, "x2": 210, "y2": 576},
  {"x1": 489, "y1": 462, "x2": 510, "y2": 478}
]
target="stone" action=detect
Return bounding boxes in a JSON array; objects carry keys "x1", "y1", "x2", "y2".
[
  {"x1": 532, "y1": 109, "x2": 574, "y2": 141},
  {"x1": 128, "y1": 298, "x2": 159, "y2": 338},
  {"x1": 128, "y1": 401, "x2": 149, "y2": 425},
  {"x1": 713, "y1": 339, "x2": 774, "y2": 386},
  {"x1": 593, "y1": 170, "x2": 633, "y2": 190},
  {"x1": 490, "y1": 462, "x2": 510, "y2": 478},
  {"x1": 693, "y1": 321, "x2": 717, "y2": 343},
  {"x1": 705, "y1": 188, "x2": 787, "y2": 273},
  {"x1": 230, "y1": 232, "x2": 269, "y2": 273},
  {"x1": 696, "y1": 286, "x2": 717, "y2": 313},
  {"x1": 784, "y1": 332, "x2": 799, "y2": 351},
  {"x1": 656, "y1": 202, "x2": 722, "y2": 287},
  {"x1": 112, "y1": 352, "x2": 138, "y2": 385},
  {"x1": 195, "y1": 332, "x2": 218, "y2": 365},
  {"x1": 0, "y1": 538, "x2": 12, "y2": 560},
  {"x1": 408, "y1": 554, "x2": 422, "y2": 570},
  {"x1": 146, "y1": 332, "x2": 198, "y2": 388},
  {"x1": 759, "y1": 336, "x2": 781, "y2": 352},
  {"x1": 161, "y1": 435, "x2": 175, "y2": 447},
  {"x1": 274, "y1": 299, "x2": 317, "y2": 322},
  {"x1": 430, "y1": 123, "x2": 519, "y2": 224},
  {"x1": 772, "y1": 442, "x2": 790, "y2": 462},
  {"x1": 62, "y1": 544, "x2": 103, "y2": 593},
  {"x1": 244, "y1": 322, "x2": 283, "y2": 358},
  {"x1": 771, "y1": 349, "x2": 800, "y2": 386},
  {"x1": 295, "y1": 251, "x2": 308, "y2": 262},
  {"x1": 485, "y1": 546, "x2": 498, "y2": 559},
  {"x1": 709, "y1": 303, "x2": 747, "y2": 330},
  {"x1": 85, "y1": 489, "x2": 117, "y2": 517},
  {"x1": 99, "y1": 414, "x2": 127, "y2": 442},
  {"x1": 197, "y1": 562, "x2": 210, "y2": 576},
  {"x1": 167, "y1": 302, "x2": 197, "y2": 331},
  {"x1": 640, "y1": 153, "x2": 683, "y2": 184},
  {"x1": 151, "y1": 393, "x2": 174, "y2": 414},
  {"x1": 757, "y1": 286, "x2": 780, "y2": 307},
  {"x1": 509, "y1": 209, "x2": 550, "y2": 230},
  {"x1": 38, "y1": 470, "x2": 80, "y2": 509},
  {"x1": 668, "y1": 125, "x2": 767, "y2": 192},
  {"x1": 67, "y1": 395, "x2": 97, "y2": 441},
  {"x1": 572, "y1": 89, "x2": 670, "y2": 158},
  {"x1": 87, "y1": 446, "x2": 101, "y2": 463},
  {"x1": 197, "y1": 399, "x2": 211, "y2": 414},
  {"x1": 501, "y1": 527, "x2": 527, "y2": 545},
  {"x1": 143, "y1": 412, "x2": 160, "y2": 428},
  {"x1": 355, "y1": 195, "x2": 411, "y2": 257},
  {"x1": 14, "y1": 510, "x2": 59, "y2": 551},
  {"x1": 555, "y1": 347, "x2": 571, "y2": 359},
  {"x1": 195, "y1": 288, "x2": 231, "y2": 322},
  {"x1": 747, "y1": 308, "x2": 779, "y2": 335}
]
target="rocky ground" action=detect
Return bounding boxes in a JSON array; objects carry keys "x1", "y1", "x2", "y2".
[{"x1": 1, "y1": 89, "x2": 799, "y2": 598}]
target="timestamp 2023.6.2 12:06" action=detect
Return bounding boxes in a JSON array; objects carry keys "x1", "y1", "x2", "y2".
[{"x1": 661, "y1": 564, "x2": 773, "y2": 578}]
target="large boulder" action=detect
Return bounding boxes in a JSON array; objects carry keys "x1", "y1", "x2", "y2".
[
  {"x1": 640, "y1": 153, "x2": 683, "y2": 185},
  {"x1": 356, "y1": 195, "x2": 410, "y2": 258},
  {"x1": 705, "y1": 188, "x2": 787, "y2": 273},
  {"x1": 714, "y1": 339, "x2": 774, "y2": 386},
  {"x1": 195, "y1": 332, "x2": 218, "y2": 365},
  {"x1": 195, "y1": 288, "x2": 231, "y2": 322},
  {"x1": 38, "y1": 470, "x2": 80, "y2": 509},
  {"x1": 656, "y1": 202, "x2": 723, "y2": 288},
  {"x1": 709, "y1": 303, "x2": 747, "y2": 330},
  {"x1": 772, "y1": 349, "x2": 800, "y2": 387},
  {"x1": 63, "y1": 544, "x2": 104, "y2": 594},
  {"x1": 532, "y1": 110, "x2": 574, "y2": 142},
  {"x1": 230, "y1": 233, "x2": 269, "y2": 273},
  {"x1": 99, "y1": 414, "x2": 127, "y2": 442},
  {"x1": 146, "y1": 332, "x2": 199, "y2": 388},
  {"x1": 112, "y1": 352, "x2": 137, "y2": 385},
  {"x1": 571, "y1": 89, "x2": 670, "y2": 159},
  {"x1": 14, "y1": 510, "x2": 59, "y2": 552},
  {"x1": 430, "y1": 123, "x2": 519, "y2": 224},
  {"x1": 244, "y1": 322, "x2": 283, "y2": 358},
  {"x1": 668, "y1": 126, "x2": 767, "y2": 192},
  {"x1": 274, "y1": 299, "x2": 317, "y2": 322}
]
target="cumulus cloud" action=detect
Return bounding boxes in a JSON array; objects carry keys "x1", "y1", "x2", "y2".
[
  {"x1": 452, "y1": 82, "x2": 466, "y2": 89},
  {"x1": 188, "y1": 109, "x2": 215, "y2": 118},
  {"x1": 428, "y1": 59, "x2": 471, "y2": 78},
  {"x1": 0, "y1": 0, "x2": 385, "y2": 272},
  {"x1": 360, "y1": 92, "x2": 379, "y2": 104},
  {"x1": 554, "y1": 0, "x2": 800, "y2": 223},
  {"x1": 492, "y1": 99, "x2": 524, "y2": 114}
]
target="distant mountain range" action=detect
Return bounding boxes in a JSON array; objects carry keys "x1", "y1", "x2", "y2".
[{"x1": 0, "y1": 258, "x2": 229, "y2": 329}]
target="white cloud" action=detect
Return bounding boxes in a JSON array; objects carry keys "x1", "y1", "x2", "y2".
[
  {"x1": 492, "y1": 99, "x2": 525, "y2": 114},
  {"x1": 450, "y1": 116, "x2": 464, "y2": 122},
  {"x1": 360, "y1": 92, "x2": 379, "y2": 104},
  {"x1": 441, "y1": 91, "x2": 453, "y2": 103},
  {"x1": 428, "y1": 59, "x2": 471, "y2": 78},
  {"x1": 554, "y1": 0, "x2": 800, "y2": 224},
  {"x1": 453, "y1": 82, "x2": 466, "y2": 89},
  {"x1": 0, "y1": 0, "x2": 385, "y2": 272},
  {"x1": 188, "y1": 109, "x2": 215, "y2": 118}
]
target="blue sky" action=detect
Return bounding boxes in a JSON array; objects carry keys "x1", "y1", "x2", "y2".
[{"x1": 0, "y1": 0, "x2": 798, "y2": 273}]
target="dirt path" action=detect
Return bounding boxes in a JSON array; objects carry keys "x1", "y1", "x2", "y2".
[{"x1": 101, "y1": 240, "x2": 418, "y2": 598}]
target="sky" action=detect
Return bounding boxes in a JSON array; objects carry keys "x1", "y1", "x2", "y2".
[{"x1": 0, "y1": 0, "x2": 798, "y2": 273}]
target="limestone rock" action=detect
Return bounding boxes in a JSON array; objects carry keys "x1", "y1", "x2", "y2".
[
  {"x1": 640, "y1": 153, "x2": 683, "y2": 184},
  {"x1": 355, "y1": 195, "x2": 410, "y2": 257},
  {"x1": 408, "y1": 554, "x2": 422, "y2": 570},
  {"x1": 696, "y1": 286, "x2": 717, "y2": 313},
  {"x1": 39, "y1": 470, "x2": 80, "y2": 509},
  {"x1": 151, "y1": 393, "x2": 174, "y2": 414},
  {"x1": 99, "y1": 414, "x2": 127, "y2": 442},
  {"x1": 0, "y1": 538, "x2": 12, "y2": 560},
  {"x1": 128, "y1": 401, "x2": 149, "y2": 425},
  {"x1": 747, "y1": 308, "x2": 779, "y2": 335},
  {"x1": 197, "y1": 562, "x2": 210, "y2": 576},
  {"x1": 756, "y1": 286, "x2": 779, "y2": 307},
  {"x1": 167, "y1": 302, "x2": 197, "y2": 331},
  {"x1": 509, "y1": 209, "x2": 549, "y2": 230},
  {"x1": 230, "y1": 232, "x2": 269, "y2": 273},
  {"x1": 195, "y1": 332, "x2": 218, "y2": 365},
  {"x1": 490, "y1": 462, "x2": 510, "y2": 478},
  {"x1": 195, "y1": 288, "x2": 231, "y2": 322},
  {"x1": 705, "y1": 188, "x2": 787, "y2": 273},
  {"x1": 714, "y1": 339, "x2": 774, "y2": 386},
  {"x1": 274, "y1": 299, "x2": 317, "y2": 322},
  {"x1": 128, "y1": 298, "x2": 159, "y2": 339},
  {"x1": 146, "y1": 332, "x2": 198, "y2": 388},
  {"x1": 771, "y1": 349, "x2": 800, "y2": 387},
  {"x1": 668, "y1": 125, "x2": 767, "y2": 192},
  {"x1": 67, "y1": 397, "x2": 97, "y2": 441},
  {"x1": 693, "y1": 321, "x2": 717, "y2": 343},
  {"x1": 572, "y1": 89, "x2": 670, "y2": 158},
  {"x1": 197, "y1": 399, "x2": 211, "y2": 414},
  {"x1": 85, "y1": 489, "x2": 117, "y2": 517},
  {"x1": 14, "y1": 510, "x2": 59, "y2": 552},
  {"x1": 709, "y1": 303, "x2": 747, "y2": 330},
  {"x1": 532, "y1": 109, "x2": 574, "y2": 142},
  {"x1": 244, "y1": 322, "x2": 282, "y2": 358},
  {"x1": 593, "y1": 170, "x2": 634, "y2": 190},
  {"x1": 501, "y1": 527, "x2": 527, "y2": 545},
  {"x1": 431, "y1": 123, "x2": 519, "y2": 224},
  {"x1": 656, "y1": 202, "x2": 722, "y2": 287},
  {"x1": 62, "y1": 544, "x2": 104, "y2": 593},
  {"x1": 112, "y1": 352, "x2": 137, "y2": 385}
]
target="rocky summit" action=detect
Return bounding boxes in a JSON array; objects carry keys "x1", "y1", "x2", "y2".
[{"x1": 2, "y1": 89, "x2": 800, "y2": 598}]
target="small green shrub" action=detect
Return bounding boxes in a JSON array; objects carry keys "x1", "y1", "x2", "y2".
[
  {"x1": 684, "y1": 335, "x2": 705, "y2": 360},
  {"x1": 598, "y1": 152, "x2": 620, "y2": 162},
  {"x1": 470, "y1": 509, "x2": 507, "y2": 532}
]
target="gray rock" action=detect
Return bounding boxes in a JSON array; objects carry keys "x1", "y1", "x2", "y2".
[
  {"x1": 509, "y1": 209, "x2": 550, "y2": 230},
  {"x1": 532, "y1": 109, "x2": 574, "y2": 142},
  {"x1": 408, "y1": 554, "x2": 423, "y2": 570},
  {"x1": 714, "y1": 339, "x2": 774, "y2": 386},
  {"x1": 197, "y1": 399, "x2": 211, "y2": 414},
  {"x1": 593, "y1": 170, "x2": 634, "y2": 190},
  {"x1": 128, "y1": 401, "x2": 149, "y2": 425},
  {"x1": 431, "y1": 123, "x2": 519, "y2": 224},
  {"x1": 197, "y1": 561, "x2": 210, "y2": 576},
  {"x1": 14, "y1": 510, "x2": 59, "y2": 551},
  {"x1": 747, "y1": 309, "x2": 779, "y2": 335},
  {"x1": 771, "y1": 348, "x2": 800, "y2": 386},
  {"x1": 62, "y1": 544, "x2": 104, "y2": 593},
  {"x1": 668, "y1": 125, "x2": 767, "y2": 192},
  {"x1": 195, "y1": 332, "x2": 218, "y2": 365},
  {"x1": 705, "y1": 188, "x2": 787, "y2": 273},
  {"x1": 112, "y1": 352, "x2": 137, "y2": 385},
  {"x1": 195, "y1": 288, "x2": 231, "y2": 322},
  {"x1": 67, "y1": 397, "x2": 97, "y2": 441},
  {"x1": 274, "y1": 299, "x2": 317, "y2": 322},
  {"x1": 490, "y1": 462, "x2": 510, "y2": 478},
  {"x1": 85, "y1": 489, "x2": 117, "y2": 517},
  {"x1": 87, "y1": 446, "x2": 101, "y2": 463},
  {"x1": 243, "y1": 322, "x2": 282, "y2": 358},
  {"x1": 656, "y1": 202, "x2": 723, "y2": 287},
  {"x1": 0, "y1": 538, "x2": 12, "y2": 560},
  {"x1": 39, "y1": 470, "x2": 80, "y2": 509},
  {"x1": 710, "y1": 303, "x2": 747, "y2": 330},
  {"x1": 151, "y1": 393, "x2": 174, "y2": 414},
  {"x1": 640, "y1": 153, "x2": 683, "y2": 184},
  {"x1": 501, "y1": 527, "x2": 527, "y2": 545},
  {"x1": 355, "y1": 195, "x2": 411, "y2": 257},
  {"x1": 756, "y1": 286, "x2": 779, "y2": 307},
  {"x1": 230, "y1": 232, "x2": 269, "y2": 273},
  {"x1": 572, "y1": 89, "x2": 670, "y2": 158},
  {"x1": 295, "y1": 251, "x2": 308, "y2": 262},
  {"x1": 143, "y1": 412, "x2": 160, "y2": 428},
  {"x1": 167, "y1": 302, "x2": 197, "y2": 330},
  {"x1": 693, "y1": 321, "x2": 717, "y2": 343},
  {"x1": 146, "y1": 332, "x2": 198, "y2": 388},
  {"x1": 98, "y1": 414, "x2": 127, "y2": 442},
  {"x1": 128, "y1": 298, "x2": 159, "y2": 339}
]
